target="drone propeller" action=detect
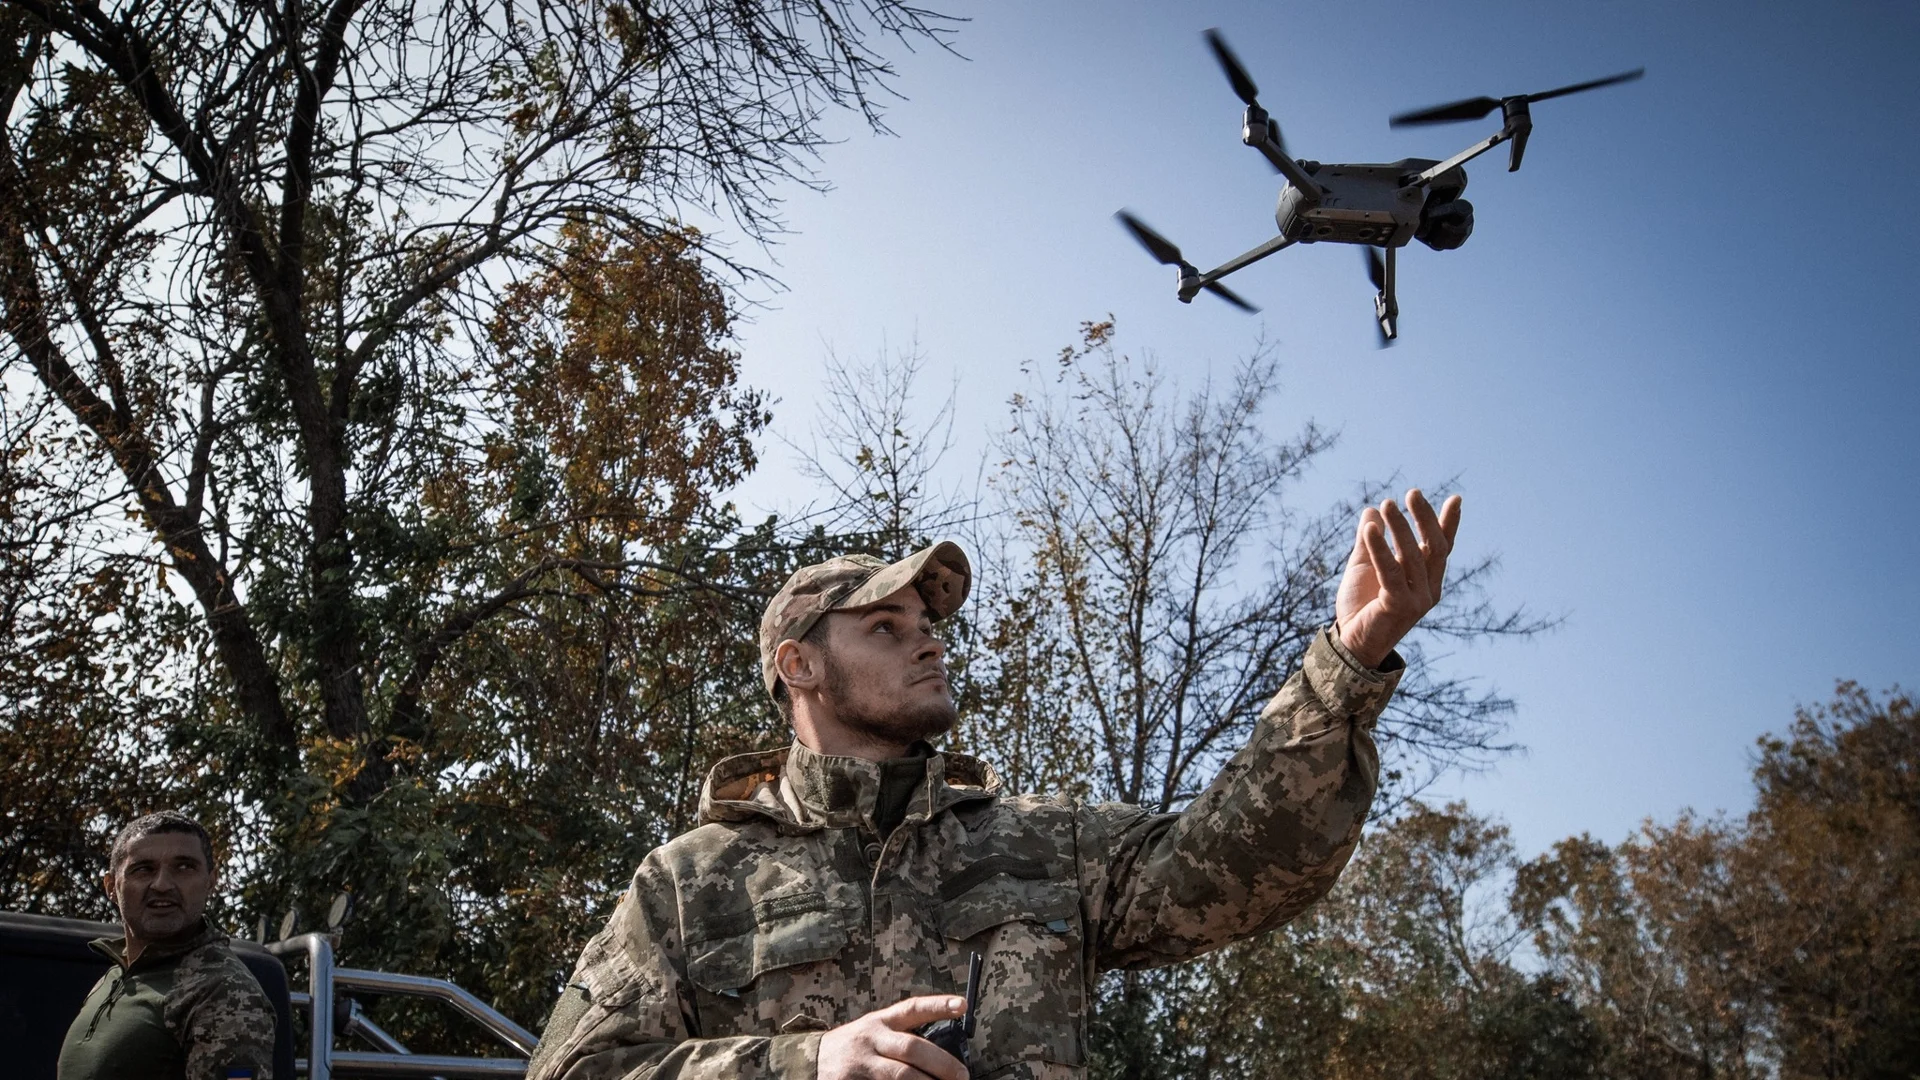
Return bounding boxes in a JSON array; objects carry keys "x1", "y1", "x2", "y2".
[
  {"x1": 1205, "y1": 29, "x2": 1287, "y2": 160},
  {"x1": 1116, "y1": 209, "x2": 1185, "y2": 266},
  {"x1": 1115, "y1": 210, "x2": 1261, "y2": 313},
  {"x1": 1363, "y1": 248, "x2": 1395, "y2": 348},
  {"x1": 1204, "y1": 278, "x2": 1259, "y2": 313},
  {"x1": 1389, "y1": 68, "x2": 1644, "y2": 127},
  {"x1": 1206, "y1": 29, "x2": 1259, "y2": 108}
]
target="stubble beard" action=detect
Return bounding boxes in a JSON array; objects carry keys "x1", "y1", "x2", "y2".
[
  {"x1": 825, "y1": 658, "x2": 957, "y2": 748},
  {"x1": 123, "y1": 890, "x2": 201, "y2": 943}
]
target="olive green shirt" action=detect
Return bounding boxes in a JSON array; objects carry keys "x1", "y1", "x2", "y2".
[{"x1": 58, "y1": 921, "x2": 276, "y2": 1080}]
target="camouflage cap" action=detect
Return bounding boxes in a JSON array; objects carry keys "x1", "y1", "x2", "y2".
[{"x1": 760, "y1": 541, "x2": 971, "y2": 698}]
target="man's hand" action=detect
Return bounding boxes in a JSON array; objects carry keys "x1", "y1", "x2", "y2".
[
  {"x1": 1335, "y1": 489, "x2": 1462, "y2": 669},
  {"x1": 818, "y1": 995, "x2": 971, "y2": 1080}
]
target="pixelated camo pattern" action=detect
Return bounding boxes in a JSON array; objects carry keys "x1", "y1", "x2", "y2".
[
  {"x1": 170, "y1": 938, "x2": 277, "y2": 1080},
  {"x1": 532, "y1": 626, "x2": 1397, "y2": 1080}
]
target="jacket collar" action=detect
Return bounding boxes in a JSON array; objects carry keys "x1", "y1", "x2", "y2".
[
  {"x1": 88, "y1": 919, "x2": 222, "y2": 972},
  {"x1": 699, "y1": 739, "x2": 1000, "y2": 831}
]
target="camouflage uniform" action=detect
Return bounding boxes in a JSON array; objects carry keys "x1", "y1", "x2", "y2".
[
  {"x1": 530, "y1": 543, "x2": 1398, "y2": 1080},
  {"x1": 58, "y1": 920, "x2": 276, "y2": 1080}
]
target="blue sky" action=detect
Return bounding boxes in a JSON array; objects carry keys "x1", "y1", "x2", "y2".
[{"x1": 720, "y1": 0, "x2": 1920, "y2": 856}]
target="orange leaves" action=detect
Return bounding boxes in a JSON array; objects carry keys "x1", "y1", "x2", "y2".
[{"x1": 483, "y1": 221, "x2": 767, "y2": 555}]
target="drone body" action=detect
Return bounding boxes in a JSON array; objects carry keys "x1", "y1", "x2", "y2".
[
  {"x1": 1273, "y1": 159, "x2": 1469, "y2": 250},
  {"x1": 1117, "y1": 30, "x2": 1640, "y2": 344}
]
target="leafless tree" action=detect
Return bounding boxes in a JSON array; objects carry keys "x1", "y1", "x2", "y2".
[
  {"x1": 787, "y1": 337, "x2": 973, "y2": 558},
  {"x1": 982, "y1": 319, "x2": 1546, "y2": 809}
]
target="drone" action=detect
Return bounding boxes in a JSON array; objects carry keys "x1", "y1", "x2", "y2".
[{"x1": 1117, "y1": 30, "x2": 1642, "y2": 344}]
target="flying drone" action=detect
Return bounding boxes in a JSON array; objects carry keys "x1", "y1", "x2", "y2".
[{"x1": 1117, "y1": 30, "x2": 1642, "y2": 344}]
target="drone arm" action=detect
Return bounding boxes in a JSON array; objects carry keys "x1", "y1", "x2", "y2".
[
  {"x1": 1408, "y1": 129, "x2": 1510, "y2": 187},
  {"x1": 1243, "y1": 107, "x2": 1323, "y2": 200},
  {"x1": 1199, "y1": 234, "x2": 1296, "y2": 286}
]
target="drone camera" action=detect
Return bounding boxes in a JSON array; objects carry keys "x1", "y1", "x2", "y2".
[{"x1": 1416, "y1": 198, "x2": 1474, "y2": 251}]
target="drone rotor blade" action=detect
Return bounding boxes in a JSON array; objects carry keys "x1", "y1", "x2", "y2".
[
  {"x1": 1204, "y1": 29, "x2": 1260, "y2": 106},
  {"x1": 1206, "y1": 29, "x2": 1289, "y2": 162},
  {"x1": 1392, "y1": 67, "x2": 1643, "y2": 128},
  {"x1": 1203, "y1": 280, "x2": 1260, "y2": 313},
  {"x1": 1524, "y1": 67, "x2": 1644, "y2": 104},
  {"x1": 1115, "y1": 210, "x2": 1185, "y2": 266},
  {"x1": 1390, "y1": 95, "x2": 1502, "y2": 127}
]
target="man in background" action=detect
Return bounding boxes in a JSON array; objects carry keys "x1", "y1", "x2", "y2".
[{"x1": 59, "y1": 810, "x2": 276, "y2": 1080}]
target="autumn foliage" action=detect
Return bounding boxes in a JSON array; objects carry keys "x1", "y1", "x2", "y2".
[
  {"x1": 1087, "y1": 686, "x2": 1917, "y2": 1080},
  {"x1": 0, "y1": 0, "x2": 1912, "y2": 1072},
  {"x1": 0, "y1": 0, "x2": 950, "y2": 1045}
]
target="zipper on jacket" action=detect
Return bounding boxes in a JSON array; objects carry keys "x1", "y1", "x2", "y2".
[{"x1": 82, "y1": 971, "x2": 128, "y2": 1041}]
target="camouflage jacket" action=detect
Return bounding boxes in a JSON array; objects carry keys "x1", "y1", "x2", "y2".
[
  {"x1": 530, "y1": 626, "x2": 1398, "y2": 1080},
  {"x1": 58, "y1": 921, "x2": 276, "y2": 1080}
]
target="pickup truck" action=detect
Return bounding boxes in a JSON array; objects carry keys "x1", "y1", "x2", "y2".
[{"x1": 0, "y1": 909, "x2": 535, "y2": 1079}]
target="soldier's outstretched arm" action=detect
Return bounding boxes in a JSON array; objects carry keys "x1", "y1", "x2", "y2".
[{"x1": 1082, "y1": 491, "x2": 1460, "y2": 969}]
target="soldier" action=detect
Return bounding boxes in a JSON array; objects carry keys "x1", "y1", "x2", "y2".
[
  {"x1": 530, "y1": 491, "x2": 1462, "y2": 1080},
  {"x1": 59, "y1": 810, "x2": 276, "y2": 1080}
]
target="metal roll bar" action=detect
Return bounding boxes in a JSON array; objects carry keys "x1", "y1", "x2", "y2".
[
  {"x1": 345, "y1": 1004, "x2": 412, "y2": 1055},
  {"x1": 270, "y1": 933, "x2": 534, "y2": 1079},
  {"x1": 321, "y1": 1052, "x2": 530, "y2": 1078},
  {"x1": 332, "y1": 967, "x2": 537, "y2": 1055}
]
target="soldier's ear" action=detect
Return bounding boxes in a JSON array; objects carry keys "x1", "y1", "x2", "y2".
[
  {"x1": 775, "y1": 637, "x2": 824, "y2": 695},
  {"x1": 101, "y1": 870, "x2": 115, "y2": 901}
]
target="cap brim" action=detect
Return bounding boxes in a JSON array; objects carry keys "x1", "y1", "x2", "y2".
[{"x1": 830, "y1": 540, "x2": 971, "y2": 620}]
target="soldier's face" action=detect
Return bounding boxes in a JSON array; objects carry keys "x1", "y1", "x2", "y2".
[
  {"x1": 818, "y1": 586, "x2": 957, "y2": 745},
  {"x1": 105, "y1": 832, "x2": 215, "y2": 945}
]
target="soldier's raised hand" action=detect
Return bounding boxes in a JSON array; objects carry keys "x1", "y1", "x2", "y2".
[
  {"x1": 819, "y1": 994, "x2": 971, "y2": 1080},
  {"x1": 1334, "y1": 489, "x2": 1462, "y2": 669}
]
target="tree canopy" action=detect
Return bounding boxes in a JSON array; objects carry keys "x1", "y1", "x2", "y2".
[
  {"x1": 1083, "y1": 683, "x2": 1916, "y2": 1080},
  {"x1": 0, "y1": 0, "x2": 952, "y2": 1033},
  {"x1": 6, "y1": 3, "x2": 1908, "y2": 1073}
]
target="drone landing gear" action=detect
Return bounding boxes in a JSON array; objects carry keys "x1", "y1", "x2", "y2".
[
  {"x1": 1366, "y1": 245, "x2": 1399, "y2": 346},
  {"x1": 1375, "y1": 293, "x2": 1398, "y2": 342}
]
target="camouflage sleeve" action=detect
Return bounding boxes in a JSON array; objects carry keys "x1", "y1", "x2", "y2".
[
  {"x1": 168, "y1": 947, "x2": 277, "y2": 1080},
  {"x1": 527, "y1": 862, "x2": 820, "y2": 1080},
  {"x1": 1082, "y1": 625, "x2": 1398, "y2": 970}
]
